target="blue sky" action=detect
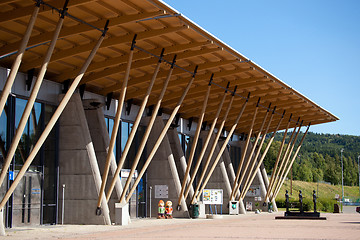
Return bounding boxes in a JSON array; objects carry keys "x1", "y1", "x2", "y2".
[{"x1": 164, "y1": 0, "x2": 360, "y2": 136}]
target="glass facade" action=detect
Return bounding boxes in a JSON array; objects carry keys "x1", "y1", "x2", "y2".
[{"x1": 0, "y1": 95, "x2": 58, "y2": 227}]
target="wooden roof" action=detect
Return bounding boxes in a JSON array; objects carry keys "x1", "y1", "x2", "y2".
[{"x1": 0, "y1": 0, "x2": 338, "y2": 134}]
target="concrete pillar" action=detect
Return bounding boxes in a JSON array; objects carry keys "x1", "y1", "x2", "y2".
[
  {"x1": 0, "y1": 208, "x2": 5, "y2": 236},
  {"x1": 260, "y1": 163, "x2": 278, "y2": 212},
  {"x1": 59, "y1": 94, "x2": 111, "y2": 224}
]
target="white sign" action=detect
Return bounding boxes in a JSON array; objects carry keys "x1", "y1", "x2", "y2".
[
  {"x1": 246, "y1": 202, "x2": 253, "y2": 211},
  {"x1": 121, "y1": 169, "x2": 138, "y2": 179},
  {"x1": 245, "y1": 185, "x2": 260, "y2": 197},
  {"x1": 155, "y1": 185, "x2": 168, "y2": 199},
  {"x1": 202, "y1": 189, "x2": 223, "y2": 204}
]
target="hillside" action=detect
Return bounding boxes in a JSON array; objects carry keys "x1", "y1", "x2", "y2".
[{"x1": 262, "y1": 132, "x2": 360, "y2": 186}]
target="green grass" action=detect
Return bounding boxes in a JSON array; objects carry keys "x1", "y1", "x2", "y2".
[{"x1": 275, "y1": 180, "x2": 360, "y2": 212}]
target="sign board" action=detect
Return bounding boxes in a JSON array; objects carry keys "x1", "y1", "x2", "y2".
[
  {"x1": 254, "y1": 197, "x2": 262, "y2": 201},
  {"x1": 245, "y1": 185, "x2": 260, "y2": 197},
  {"x1": 120, "y1": 169, "x2": 138, "y2": 179},
  {"x1": 246, "y1": 202, "x2": 253, "y2": 211},
  {"x1": 8, "y1": 171, "x2": 14, "y2": 181},
  {"x1": 155, "y1": 185, "x2": 168, "y2": 199},
  {"x1": 202, "y1": 189, "x2": 223, "y2": 204}
]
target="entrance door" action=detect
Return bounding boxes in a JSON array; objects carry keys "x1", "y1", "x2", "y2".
[{"x1": 12, "y1": 172, "x2": 41, "y2": 226}]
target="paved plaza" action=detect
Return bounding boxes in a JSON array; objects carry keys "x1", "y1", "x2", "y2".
[{"x1": 3, "y1": 207, "x2": 359, "y2": 240}]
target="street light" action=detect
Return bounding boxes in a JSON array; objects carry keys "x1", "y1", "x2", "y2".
[
  {"x1": 358, "y1": 155, "x2": 360, "y2": 197},
  {"x1": 341, "y1": 149, "x2": 344, "y2": 203}
]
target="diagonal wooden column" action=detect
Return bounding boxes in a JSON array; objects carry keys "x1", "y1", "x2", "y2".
[
  {"x1": 125, "y1": 66, "x2": 197, "y2": 203},
  {"x1": 182, "y1": 87, "x2": 228, "y2": 202},
  {"x1": 191, "y1": 86, "x2": 237, "y2": 204},
  {"x1": 0, "y1": 2, "x2": 68, "y2": 187},
  {"x1": 272, "y1": 120, "x2": 303, "y2": 200},
  {"x1": 240, "y1": 106, "x2": 275, "y2": 199},
  {"x1": 0, "y1": 25, "x2": 108, "y2": 211},
  {"x1": 232, "y1": 103, "x2": 270, "y2": 198},
  {"x1": 0, "y1": 2, "x2": 40, "y2": 118},
  {"x1": 116, "y1": 53, "x2": 175, "y2": 204},
  {"x1": 96, "y1": 34, "x2": 137, "y2": 212},
  {"x1": 229, "y1": 98, "x2": 259, "y2": 201},
  {"x1": 177, "y1": 76, "x2": 212, "y2": 209},
  {"x1": 193, "y1": 93, "x2": 249, "y2": 204},
  {"x1": 264, "y1": 113, "x2": 290, "y2": 202},
  {"x1": 267, "y1": 118, "x2": 298, "y2": 199},
  {"x1": 239, "y1": 110, "x2": 285, "y2": 200},
  {"x1": 272, "y1": 124, "x2": 310, "y2": 201}
]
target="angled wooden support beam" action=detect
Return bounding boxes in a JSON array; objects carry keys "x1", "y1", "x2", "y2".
[
  {"x1": 125, "y1": 66, "x2": 197, "y2": 203},
  {"x1": 177, "y1": 75, "x2": 212, "y2": 209},
  {"x1": 193, "y1": 91, "x2": 249, "y2": 204},
  {"x1": 272, "y1": 123, "x2": 311, "y2": 201},
  {"x1": 239, "y1": 105, "x2": 275, "y2": 199},
  {"x1": 182, "y1": 85, "x2": 229, "y2": 202},
  {"x1": 0, "y1": 1, "x2": 67, "y2": 187},
  {"x1": 96, "y1": 34, "x2": 137, "y2": 213},
  {"x1": 191, "y1": 85, "x2": 237, "y2": 204},
  {"x1": 229, "y1": 96, "x2": 258, "y2": 201},
  {"x1": 272, "y1": 120, "x2": 303, "y2": 200},
  {"x1": 233, "y1": 102, "x2": 270, "y2": 198},
  {"x1": 239, "y1": 111, "x2": 285, "y2": 201},
  {"x1": 264, "y1": 114, "x2": 295, "y2": 200},
  {"x1": 115, "y1": 51, "x2": 171, "y2": 204},
  {"x1": 0, "y1": 22, "x2": 107, "y2": 212},
  {"x1": 0, "y1": 3, "x2": 40, "y2": 118}
]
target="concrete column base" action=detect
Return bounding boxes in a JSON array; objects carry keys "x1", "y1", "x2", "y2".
[
  {"x1": 239, "y1": 200, "x2": 246, "y2": 214},
  {"x1": 115, "y1": 203, "x2": 129, "y2": 226},
  {"x1": 0, "y1": 208, "x2": 5, "y2": 236}
]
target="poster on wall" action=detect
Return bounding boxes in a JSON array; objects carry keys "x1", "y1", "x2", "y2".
[
  {"x1": 246, "y1": 202, "x2": 253, "y2": 211},
  {"x1": 202, "y1": 189, "x2": 223, "y2": 204},
  {"x1": 245, "y1": 185, "x2": 260, "y2": 197}
]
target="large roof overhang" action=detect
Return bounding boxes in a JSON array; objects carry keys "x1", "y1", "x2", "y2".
[{"x1": 0, "y1": 0, "x2": 338, "y2": 134}]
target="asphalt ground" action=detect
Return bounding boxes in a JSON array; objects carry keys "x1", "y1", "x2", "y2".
[{"x1": 2, "y1": 207, "x2": 359, "y2": 240}]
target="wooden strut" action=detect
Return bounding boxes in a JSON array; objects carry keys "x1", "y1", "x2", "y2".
[
  {"x1": 177, "y1": 76, "x2": 212, "y2": 208},
  {"x1": 232, "y1": 104, "x2": 271, "y2": 200},
  {"x1": 191, "y1": 86, "x2": 237, "y2": 204},
  {"x1": 0, "y1": 2, "x2": 40, "y2": 118},
  {"x1": 239, "y1": 106, "x2": 275, "y2": 200},
  {"x1": 229, "y1": 98, "x2": 260, "y2": 201},
  {"x1": 272, "y1": 123, "x2": 310, "y2": 201},
  {"x1": 182, "y1": 88, "x2": 228, "y2": 202},
  {"x1": 193, "y1": 92, "x2": 249, "y2": 204},
  {"x1": 0, "y1": 24, "x2": 108, "y2": 211},
  {"x1": 264, "y1": 113, "x2": 291, "y2": 202},
  {"x1": 96, "y1": 34, "x2": 137, "y2": 211},
  {"x1": 267, "y1": 118, "x2": 298, "y2": 200},
  {"x1": 125, "y1": 66, "x2": 197, "y2": 203},
  {"x1": 116, "y1": 52, "x2": 174, "y2": 204},
  {"x1": 272, "y1": 120, "x2": 303, "y2": 200},
  {"x1": 239, "y1": 114, "x2": 285, "y2": 201},
  {"x1": 0, "y1": 2, "x2": 68, "y2": 187}
]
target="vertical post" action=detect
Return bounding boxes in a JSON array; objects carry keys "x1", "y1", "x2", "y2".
[
  {"x1": 177, "y1": 77, "x2": 212, "y2": 208},
  {"x1": 62, "y1": 184, "x2": 65, "y2": 225},
  {"x1": 341, "y1": 148, "x2": 344, "y2": 203},
  {"x1": 0, "y1": 1, "x2": 69, "y2": 187},
  {"x1": 125, "y1": 66, "x2": 197, "y2": 203},
  {"x1": 358, "y1": 155, "x2": 360, "y2": 197},
  {"x1": 0, "y1": 24, "x2": 108, "y2": 211},
  {"x1": 191, "y1": 86, "x2": 237, "y2": 204},
  {"x1": 96, "y1": 34, "x2": 137, "y2": 212},
  {"x1": 229, "y1": 97, "x2": 259, "y2": 201},
  {"x1": 183, "y1": 87, "x2": 229, "y2": 202},
  {"x1": 117, "y1": 53, "x2": 174, "y2": 204},
  {"x1": 193, "y1": 93, "x2": 248, "y2": 203},
  {"x1": 0, "y1": 3, "x2": 40, "y2": 118},
  {"x1": 149, "y1": 186, "x2": 152, "y2": 218},
  {"x1": 264, "y1": 112, "x2": 289, "y2": 202}
]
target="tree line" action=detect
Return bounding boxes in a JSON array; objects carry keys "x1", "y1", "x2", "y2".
[{"x1": 262, "y1": 132, "x2": 360, "y2": 186}]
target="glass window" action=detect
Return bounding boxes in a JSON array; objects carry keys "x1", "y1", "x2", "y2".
[{"x1": 0, "y1": 102, "x2": 7, "y2": 167}]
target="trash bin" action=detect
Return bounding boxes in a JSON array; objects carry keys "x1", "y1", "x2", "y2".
[
  {"x1": 229, "y1": 201, "x2": 239, "y2": 215},
  {"x1": 191, "y1": 203, "x2": 199, "y2": 218}
]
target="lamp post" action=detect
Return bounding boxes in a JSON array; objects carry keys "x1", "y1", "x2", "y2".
[
  {"x1": 341, "y1": 149, "x2": 344, "y2": 203},
  {"x1": 358, "y1": 155, "x2": 360, "y2": 197}
]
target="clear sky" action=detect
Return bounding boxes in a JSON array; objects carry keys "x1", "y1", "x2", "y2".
[{"x1": 164, "y1": 0, "x2": 360, "y2": 136}]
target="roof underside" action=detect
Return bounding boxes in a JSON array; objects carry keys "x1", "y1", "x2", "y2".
[{"x1": 0, "y1": 0, "x2": 338, "y2": 134}]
